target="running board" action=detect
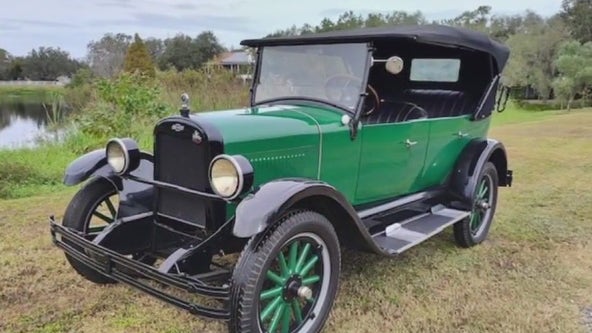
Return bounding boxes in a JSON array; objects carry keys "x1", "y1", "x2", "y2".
[{"x1": 370, "y1": 205, "x2": 470, "y2": 255}]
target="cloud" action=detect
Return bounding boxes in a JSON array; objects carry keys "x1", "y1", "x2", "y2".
[
  {"x1": 3, "y1": 18, "x2": 78, "y2": 29},
  {"x1": 173, "y1": 3, "x2": 196, "y2": 10},
  {"x1": 91, "y1": 11, "x2": 253, "y2": 33},
  {"x1": 97, "y1": 1, "x2": 137, "y2": 9},
  {"x1": 0, "y1": 23, "x2": 20, "y2": 32}
]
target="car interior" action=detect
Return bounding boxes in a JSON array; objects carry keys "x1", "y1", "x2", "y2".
[{"x1": 362, "y1": 39, "x2": 494, "y2": 124}]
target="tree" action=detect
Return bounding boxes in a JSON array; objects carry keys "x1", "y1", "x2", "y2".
[
  {"x1": 158, "y1": 32, "x2": 225, "y2": 71},
  {"x1": 21, "y1": 47, "x2": 82, "y2": 80},
  {"x1": 268, "y1": 10, "x2": 427, "y2": 37},
  {"x1": 553, "y1": 40, "x2": 592, "y2": 110},
  {"x1": 144, "y1": 38, "x2": 165, "y2": 62},
  {"x1": 7, "y1": 58, "x2": 23, "y2": 80},
  {"x1": 123, "y1": 34, "x2": 156, "y2": 77},
  {"x1": 159, "y1": 34, "x2": 198, "y2": 71},
  {"x1": 0, "y1": 48, "x2": 10, "y2": 80},
  {"x1": 87, "y1": 33, "x2": 132, "y2": 77},
  {"x1": 441, "y1": 5, "x2": 492, "y2": 32},
  {"x1": 193, "y1": 31, "x2": 226, "y2": 66},
  {"x1": 561, "y1": 0, "x2": 592, "y2": 43},
  {"x1": 503, "y1": 15, "x2": 569, "y2": 100}
]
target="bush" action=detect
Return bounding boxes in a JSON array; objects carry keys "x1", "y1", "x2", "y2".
[
  {"x1": 69, "y1": 73, "x2": 169, "y2": 152},
  {"x1": 513, "y1": 98, "x2": 592, "y2": 111},
  {"x1": 157, "y1": 69, "x2": 249, "y2": 111}
]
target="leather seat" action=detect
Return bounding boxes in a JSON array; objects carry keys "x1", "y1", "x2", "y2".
[
  {"x1": 364, "y1": 101, "x2": 428, "y2": 125},
  {"x1": 401, "y1": 89, "x2": 476, "y2": 118}
]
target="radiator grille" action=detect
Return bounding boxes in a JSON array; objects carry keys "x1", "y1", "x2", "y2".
[{"x1": 155, "y1": 132, "x2": 207, "y2": 226}]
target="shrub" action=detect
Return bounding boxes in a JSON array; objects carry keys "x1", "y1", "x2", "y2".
[{"x1": 70, "y1": 72, "x2": 169, "y2": 152}]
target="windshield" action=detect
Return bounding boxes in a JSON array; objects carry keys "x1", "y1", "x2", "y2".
[{"x1": 253, "y1": 43, "x2": 368, "y2": 111}]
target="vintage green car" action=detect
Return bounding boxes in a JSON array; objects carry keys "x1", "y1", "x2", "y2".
[{"x1": 50, "y1": 25, "x2": 512, "y2": 333}]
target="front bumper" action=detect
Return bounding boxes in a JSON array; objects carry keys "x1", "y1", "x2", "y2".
[{"x1": 49, "y1": 218, "x2": 231, "y2": 320}]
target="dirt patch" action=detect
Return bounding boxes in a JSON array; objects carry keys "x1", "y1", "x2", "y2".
[{"x1": 583, "y1": 307, "x2": 592, "y2": 333}]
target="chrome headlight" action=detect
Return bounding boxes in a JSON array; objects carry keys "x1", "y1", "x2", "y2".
[
  {"x1": 106, "y1": 138, "x2": 140, "y2": 175},
  {"x1": 209, "y1": 155, "x2": 253, "y2": 199}
]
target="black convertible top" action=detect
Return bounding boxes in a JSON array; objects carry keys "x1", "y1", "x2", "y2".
[{"x1": 241, "y1": 25, "x2": 510, "y2": 72}]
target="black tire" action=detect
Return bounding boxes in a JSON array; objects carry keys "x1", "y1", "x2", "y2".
[
  {"x1": 454, "y1": 162, "x2": 499, "y2": 248},
  {"x1": 229, "y1": 210, "x2": 341, "y2": 333},
  {"x1": 62, "y1": 177, "x2": 118, "y2": 284}
]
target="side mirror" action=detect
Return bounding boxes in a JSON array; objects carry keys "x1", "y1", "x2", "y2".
[
  {"x1": 372, "y1": 56, "x2": 405, "y2": 75},
  {"x1": 385, "y1": 56, "x2": 404, "y2": 75}
]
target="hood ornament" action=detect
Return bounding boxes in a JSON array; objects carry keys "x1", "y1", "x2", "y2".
[{"x1": 180, "y1": 93, "x2": 190, "y2": 118}]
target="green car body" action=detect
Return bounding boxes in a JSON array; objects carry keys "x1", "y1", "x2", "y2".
[
  {"x1": 204, "y1": 105, "x2": 490, "y2": 210},
  {"x1": 51, "y1": 25, "x2": 513, "y2": 333}
]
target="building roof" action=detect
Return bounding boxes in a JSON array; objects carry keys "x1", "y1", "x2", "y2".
[{"x1": 218, "y1": 51, "x2": 251, "y2": 65}]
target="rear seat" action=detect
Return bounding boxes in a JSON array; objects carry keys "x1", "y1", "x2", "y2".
[
  {"x1": 364, "y1": 101, "x2": 428, "y2": 124},
  {"x1": 401, "y1": 89, "x2": 476, "y2": 118}
]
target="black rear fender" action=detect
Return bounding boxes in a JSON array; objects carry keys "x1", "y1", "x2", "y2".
[{"x1": 451, "y1": 139, "x2": 511, "y2": 204}]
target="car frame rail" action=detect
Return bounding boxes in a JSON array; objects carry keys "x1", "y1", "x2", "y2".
[{"x1": 49, "y1": 218, "x2": 231, "y2": 320}]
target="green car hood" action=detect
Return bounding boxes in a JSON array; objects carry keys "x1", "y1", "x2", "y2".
[{"x1": 192, "y1": 105, "x2": 323, "y2": 185}]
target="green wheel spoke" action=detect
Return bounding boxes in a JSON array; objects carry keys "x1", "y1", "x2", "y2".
[
  {"x1": 260, "y1": 286, "x2": 283, "y2": 301},
  {"x1": 268, "y1": 303, "x2": 286, "y2": 333},
  {"x1": 470, "y1": 213, "x2": 478, "y2": 229},
  {"x1": 302, "y1": 275, "x2": 320, "y2": 286},
  {"x1": 87, "y1": 226, "x2": 106, "y2": 234},
  {"x1": 104, "y1": 197, "x2": 117, "y2": 218},
  {"x1": 266, "y1": 270, "x2": 285, "y2": 285},
  {"x1": 281, "y1": 303, "x2": 291, "y2": 333},
  {"x1": 278, "y1": 252, "x2": 289, "y2": 277},
  {"x1": 477, "y1": 180, "x2": 486, "y2": 198},
  {"x1": 261, "y1": 296, "x2": 283, "y2": 321},
  {"x1": 92, "y1": 211, "x2": 113, "y2": 223},
  {"x1": 288, "y1": 241, "x2": 299, "y2": 274},
  {"x1": 298, "y1": 255, "x2": 319, "y2": 277},
  {"x1": 292, "y1": 299, "x2": 303, "y2": 324},
  {"x1": 294, "y1": 243, "x2": 311, "y2": 274}
]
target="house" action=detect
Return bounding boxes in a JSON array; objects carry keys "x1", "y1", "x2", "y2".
[{"x1": 206, "y1": 50, "x2": 253, "y2": 75}]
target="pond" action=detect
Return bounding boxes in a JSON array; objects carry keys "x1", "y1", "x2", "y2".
[{"x1": 0, "y1": 101, "x2": 60, "y2": 149}]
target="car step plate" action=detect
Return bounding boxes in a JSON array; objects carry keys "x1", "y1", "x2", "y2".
[{"x1": 372, "y1": 206, "x2": 470, "y2": 254}]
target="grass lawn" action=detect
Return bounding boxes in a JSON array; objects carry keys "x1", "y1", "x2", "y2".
[
  {"x1": 1, "y1": 109, "x2": 591, "y2": 332},
  {"x1": 0, "y1": 85, "x2": 64, "y2": 101}
]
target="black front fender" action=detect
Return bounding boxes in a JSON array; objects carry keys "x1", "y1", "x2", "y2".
[
  {"x1": 63, "y1": 149, "x2": 112, "y2": 186},
  {"x1": 63, "y1": 149, "x2": 155, "y2": 218},
  {"x1": 232, "y1": 179, "x2": 385, "y2": 254}
]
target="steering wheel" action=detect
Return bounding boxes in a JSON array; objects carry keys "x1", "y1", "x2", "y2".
[{"x1": 324, "y1": 74, "x2": 380, "y2": 116}]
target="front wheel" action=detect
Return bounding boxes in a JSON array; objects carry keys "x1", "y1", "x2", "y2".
[
  {"x1": 62, "y1": 177, "x2": 154, "y2": 284},
  {"x1": 229, "y1": 210, "x2": 341, "y2": 333}
]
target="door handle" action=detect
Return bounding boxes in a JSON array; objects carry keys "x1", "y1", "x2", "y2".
[
  {"x1": 404, "y1": 139, "x2": 418, "y2": 148},
  {"x1": 455, "y1": 131, "x2": 469, "y2": 138}
]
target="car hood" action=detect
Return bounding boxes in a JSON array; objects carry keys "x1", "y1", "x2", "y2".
[{"x1": 190, "y1": 105, "x2": 330, "y2": 183}]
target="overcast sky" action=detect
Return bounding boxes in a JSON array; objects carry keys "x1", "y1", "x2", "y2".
[{"x1": 0, "y1": 0, "x2": 562, "y2": 59}]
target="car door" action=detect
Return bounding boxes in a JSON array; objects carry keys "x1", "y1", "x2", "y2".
[
  {"x1": 354, "y1": 119, "x2": 430, "y2": 204},
  {"x1": 418, "y1": 115, "x2": 491, "y2": 189}
]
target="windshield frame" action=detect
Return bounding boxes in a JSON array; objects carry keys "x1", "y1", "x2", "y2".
[{"x1": 249, "y1": 43, "x2": 372, "y2": 115}]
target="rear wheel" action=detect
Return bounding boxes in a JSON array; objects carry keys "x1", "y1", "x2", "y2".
[
  {"x1": 454, "y1": 162, "x2": 499, "y2": 247},
  {"x1": 230, "y1": 210, "x2": 340, "y2": 333}
]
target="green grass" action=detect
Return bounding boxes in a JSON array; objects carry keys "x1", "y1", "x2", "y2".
[
  {"x1": 0, "y1": 144, "x2": 77, "y2": 199},
  {"x1": 1, "y1": 107, "x2": 592, "y2": 332},
  {"x1": 491, "y1": 102, "x2": 558, "y2": 126},
  {"x1": 0, "y1": 85, "x2": 64, "y2": 101}
]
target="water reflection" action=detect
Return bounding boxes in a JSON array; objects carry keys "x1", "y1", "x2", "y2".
[{"x1": 0, "y1": 101, "x2": 50, "y2": 148}]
